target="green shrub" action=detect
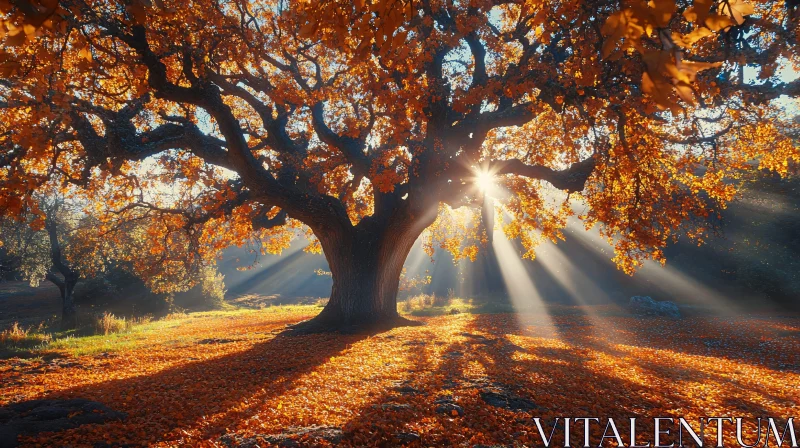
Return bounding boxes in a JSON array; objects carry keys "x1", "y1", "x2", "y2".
[
  {"x1": 75, "y1": 267, "x2": 174, "y2": 316},
  {"x1": 200, "y1": 266, "x2": 227, "y2": 308}
]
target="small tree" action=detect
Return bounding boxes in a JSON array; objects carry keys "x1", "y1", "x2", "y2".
[
  {"x1": 0, "y1": 213, "x2": 50, "y2": 286},
  {"x1": 0, "y1": 195, "x2": 106, "y2": 327}
]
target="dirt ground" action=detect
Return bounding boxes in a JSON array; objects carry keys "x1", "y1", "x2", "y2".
[{"x1": 0, "y1": 282, "x2": 62, "y2": 329}]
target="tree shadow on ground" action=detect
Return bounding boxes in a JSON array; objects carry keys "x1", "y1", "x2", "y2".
[
  {"x1": 512, "y1": 302, "x2": 800, "y2": 372},
  {"x1": 8, "y1": 329, "x2": 368, "y2": 446},
  {"x1": 231, "y1": 315, "x2": 795, "y2": 446},
  {"x1": 6, "y1": 312, "x2": 799, "y2": 447},
  {"x1": 335, "y1": 314, "x2": 676, "y2": 446}
]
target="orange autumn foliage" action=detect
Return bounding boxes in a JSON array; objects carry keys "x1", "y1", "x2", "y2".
[{"x1": 0, "y1": 0, "x2": 798, "y2": 299}]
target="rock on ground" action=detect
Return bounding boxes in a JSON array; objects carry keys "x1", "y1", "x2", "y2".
[
  {"x1": 628, "y1": 296, "x2": 682, "y2": 319},
  {"x1": 394, "y1": 431, "x2": 421, "y2": 444},
  {"x1": 479, "y1": 386, "x2": 537, "y2": 412},
  {"x1": 434, "y1": 396, "x2": 465, "y2": 416},
  {"x1": 219, "y1": 426, "x2": 343, "y2": 447}
]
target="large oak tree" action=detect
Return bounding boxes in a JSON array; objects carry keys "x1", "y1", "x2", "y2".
[{"x1": 1, "y1": 0, "x2": 798, "y2": 331}]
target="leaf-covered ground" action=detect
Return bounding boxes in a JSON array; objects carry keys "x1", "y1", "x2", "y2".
[{"x1": 1, "y1": 308, "x2": 799, "y2": 447}]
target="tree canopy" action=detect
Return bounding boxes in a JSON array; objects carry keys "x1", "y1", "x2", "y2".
[{"x1": 1, "y1": 0, "x2": 798, "y2": 328}]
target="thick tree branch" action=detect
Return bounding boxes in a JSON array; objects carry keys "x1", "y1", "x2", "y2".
[
  {"x1": 465, "y1": 32, "x2": 487, "y2": 88},
  {"x1": 208, "y1": 72, "x2": 274, "y2": 130},
  {"x1": 45, "y1": 272, "x2": 66, "y2": 290},
  {"x1": 310, "y1": 102, "x2": 371, "y2": 177},
  {"x1": 111, "y1": 25, "x2": 280, "y2": 192},
  {"x1": 490, "y1": 155, "x2": 598, "y2": 193},
  {"x1": 94, "y1": 21, "x2": 352, "y2": 230},
  {"x1": 252, "y1": 209, "x2": 288, "y2": 230},
  {"x1": 68, "y1": 109, "x2": 231, "y2": 182},
  {"x1": 449, "y1": 102, "x2": 542, "y2": 160},
  {"x1": 725, "y1": 79, "x2": 800, "y2": 103}
]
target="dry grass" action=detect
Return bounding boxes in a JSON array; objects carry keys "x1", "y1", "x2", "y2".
[
  {"x1": 96, "y1": 312, "x2": 128, "y2": 336},
  {"x1": 0, "y1": 322, "x2": 29, "y2": 344},
  {"x1": 400, "y1": 293, "x2": 468, "y2": 315},
  {"x1": 94, "y1": 312, "x2": 154, "y2": 336},
  {"x1": 0, "y1": 322, "x2": 52, "y2": 355},
  {"x1": 163, "y1": 311, "x2": 189, "y2": 321}
]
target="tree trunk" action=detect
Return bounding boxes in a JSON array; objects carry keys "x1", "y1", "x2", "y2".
[
  {"x1": 292, "y1": 217, "x2": 425, "y2": 333},
  {"x1": 61, "y1": 279, "x2": 78, "y2": 330},
  {"x1": 61, "y1": 280, "x2": 78, "y2": 329},
  {"x1": 46, "y1": 273, "x2": 79, "y2": 330}
]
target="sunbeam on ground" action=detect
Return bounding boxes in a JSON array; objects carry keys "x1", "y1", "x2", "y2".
[
  {"x1": 2, "y1": 309, "x2": 797, "y2": 447},
  {"x1": 491, "y1": 229, "x2": 558, "y2": 339}
]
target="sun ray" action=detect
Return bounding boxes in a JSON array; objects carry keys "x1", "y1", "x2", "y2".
[
  {"x1": 564, "y1": 215, "x2": 738, "y2": 314},
  {"x1": 492, "y1": 229, "x2": 559, "y2": 339}
]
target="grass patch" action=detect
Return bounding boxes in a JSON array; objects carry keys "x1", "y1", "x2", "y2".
[
  {"x1": 1, "y1": 305, "x2": 321, "y2": 358},
  {"x1": 2, "y1": 293, "x2": 621, "y2": 359},
  {"x1": 94, "y1": 311, "x2": 152, "y2": 335},
  {"x1": 471, "y1": 301, "x2": 517, "y2": 314},
  {"x1": 0, "y1": 322, "x2": 53, "y2": 358},
  {"x1": 45, "y1": 318, "x2": 193, "y2": 356},
  {"x1": 400, "y1": 294, "x2": 484, "y2": 316},
  {"x1": 45, "y1": 307, "x2": 320, "y2": 357}
]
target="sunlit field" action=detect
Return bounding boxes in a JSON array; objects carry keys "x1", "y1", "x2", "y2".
[{"x1": 0, "y1": 301, "x2": 797, "y2": 447}]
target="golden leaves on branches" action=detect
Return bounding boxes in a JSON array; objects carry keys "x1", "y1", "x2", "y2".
[
  {"x1": 641, "y1": 52, "x2": 720, "y2": 110},
  {"x1": 601, "y1": 0, "x2": 755, "y2": 111},
  {"x1": 0, "y1": 0, "x2": 64, "y2": 48},
  {"x1": 293, "y1": 0, "x2": 415, "y2": 60},
  {"x1": 423, "y1": 205, "x2": 486, "y2": 263},
  {"x1": 0, "y1": 0, "x2": 796, "y2": 283}
]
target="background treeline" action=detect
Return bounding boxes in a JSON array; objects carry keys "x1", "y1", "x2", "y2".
[{"x1": 0, "y1": 195, "x2": 228, "y2": 330}]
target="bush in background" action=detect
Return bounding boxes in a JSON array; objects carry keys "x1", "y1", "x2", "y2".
[
  {"x1": 95, "y1": 312, "x2": 128, "y2": 336},
  {"x1": 736, "y1": 262, "x2": 790, "y2": 298},
  {"x1": 200, "y1": 266, "x2": 227, "y2": 309},
  {"x1": 74, "y1": 267, "x2": 175, "y2": 317}
]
